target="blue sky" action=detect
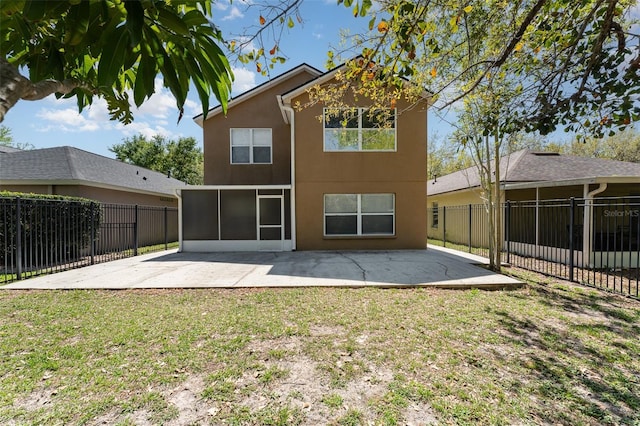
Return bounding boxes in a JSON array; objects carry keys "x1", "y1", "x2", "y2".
[{"x1": 3, "y1": 0, "x2": 449, "y2": 158}]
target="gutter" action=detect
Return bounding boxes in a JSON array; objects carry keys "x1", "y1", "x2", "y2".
[{"x1": 278, "y1": 95, "x2": 297, "y2": 250}]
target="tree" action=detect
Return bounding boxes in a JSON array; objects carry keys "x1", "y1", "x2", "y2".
[
  {"x1": 110, "y1": 134, "x2": 203, "y2": 185},
  {"x1": 0, "y1": 124, "x2": 33, "y2": 149},
  {"x1": 0, "y1": 125, "x2": 11, "y2": 146},
  {"x1": 562, "y1": 128, "x2": 640, "y2": 163},
  {"x1": 328, "y1": 0, "x2": 639, "y2": 138},
  {"x1": 427, "y1": 135, "x2": 473, "y2": 178},
  {"x1": 0, "y1": 1, "x2": 233, "y2": 123}
]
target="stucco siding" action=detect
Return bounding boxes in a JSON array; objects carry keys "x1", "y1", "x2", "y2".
[
  {"x1": 202, "y1": 70, "x2": 318, "y2": 186},
  {"x1": 1, "y1": 184, "x2": 177, "y2": 207},
  {"x1": 292, "y1": 86, "x2": 428, "y2": 250}
]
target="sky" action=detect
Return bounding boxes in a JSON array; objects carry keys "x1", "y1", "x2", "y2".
[{"x1": 3, "y1": 0, "x2": 451, "y2": 158}]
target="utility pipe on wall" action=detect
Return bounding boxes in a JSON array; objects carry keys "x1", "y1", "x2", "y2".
[
  {"x1": 583, "y1": 182, "x2": 607, "y2": 267},
  {"x1": 279, "y1": 100, "x2": 297, "y2": 250}
]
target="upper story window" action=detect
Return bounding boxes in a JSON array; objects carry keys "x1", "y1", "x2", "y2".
[
  {"x1": 230, "y1": 128, "x2": 272, "y2": 164},
  {"x1": 323, "y1": 108, "x2": 396, "y2": 152}
]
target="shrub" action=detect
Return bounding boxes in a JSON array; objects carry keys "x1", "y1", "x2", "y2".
[{"x1": 0, "y1": 192, "x2": 102, "y2": 269}]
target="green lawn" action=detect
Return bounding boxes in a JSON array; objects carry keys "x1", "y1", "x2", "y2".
[{"x1": 1, "y1": 272, "x2": 639, "y2": 425}]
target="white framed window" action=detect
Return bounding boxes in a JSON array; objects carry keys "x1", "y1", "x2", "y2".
[
  {"x1": 324, "y1": 193, "x2": 395, "y2": 236},
  {"x1": 323, "y1": 108, "x2": 396, "y2": 152},
  {"x1": 230, "y1": 128, "x2": 272, "y2": 164},
  {"x1": 431, "y1": 202, "x2": 439, "y2": 228}
]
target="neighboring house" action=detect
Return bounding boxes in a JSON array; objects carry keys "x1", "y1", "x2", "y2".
[
  {"x1": 0, "y1": 145, "x2": 21, "y2": 154},
  {"x1": 0, "y1": 146, "x2": 186, "y2": 206},
  {"x1": 179, "y1": 62, "x2": 430, "y2": 251},
  {"x1": 427, "y1": 149, "x2": 640, "y2": 266}
]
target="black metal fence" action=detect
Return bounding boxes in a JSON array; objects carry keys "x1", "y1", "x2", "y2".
[
  {"x1": 1, "y1": 197, "x2": 178, "y2": 284},
  {"x1": 428, "y1": 196, "x2": 640, "y2": 299}
]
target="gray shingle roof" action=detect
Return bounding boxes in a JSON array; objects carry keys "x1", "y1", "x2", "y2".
[
  {"x1": 0, "y1": 145, "x2": 21, "y2": 153},
  {"x1": 0, "y1": 146, "x2": 187, "y2": 196},
  {"x1": 427, "y1": 149, "x2": 640, "y2": 195}
]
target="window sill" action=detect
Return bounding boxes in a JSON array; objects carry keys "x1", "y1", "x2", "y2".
[{"x1": 323, "y1": 235, "x2": 396, "y2": 240}]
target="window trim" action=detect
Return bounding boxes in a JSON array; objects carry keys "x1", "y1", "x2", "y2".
[
  {"x1": 230, "y1": 128, "x2": 273, "y2": 164},
  {"x1": 322, "y1": 108, "x2": 397, "y2": 152},
  {"x1": 323, "y1": 193, "x2": 395, "y2": 237},
  {"x1": 431, "y1": 202, "x2": 439, "y2": 229}
]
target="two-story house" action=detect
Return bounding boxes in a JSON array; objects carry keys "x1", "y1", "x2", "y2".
[{"x1": 178, "y1": 62, "x2": 429, "y2": 251}]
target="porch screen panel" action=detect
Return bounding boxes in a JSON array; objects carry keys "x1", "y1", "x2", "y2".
[
  {"x1": 220, "y1": 190, "x2": 257, "y2": 240},
  {"x1": 182, "y1": 190, "x2": 218, "y2": 240},
  {"x1": 284, "y1": 190, "x2": 291, "y2": 239}
]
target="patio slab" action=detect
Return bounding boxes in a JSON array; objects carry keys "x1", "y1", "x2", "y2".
[{"x1": 2, "y1": 245, "x2": 522, "y2": 290}]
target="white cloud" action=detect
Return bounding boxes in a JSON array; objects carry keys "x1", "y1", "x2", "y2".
[
  {"x1": 213, "y1": 2, "x2": 229, "y2": 11},
  {"x1": 184, "y1": 99, "x2": 201, "y2": 117},
  {"x1": 115, "y1": 121, "x2": 176, "y2": 140},
  {"x1": 222, "y1": 6, "x2": 244, "y2": 21},
  {"x1": 231, "y1": 67, "x2": 257, "y2": 94},
  {"x1": 36, "y1": 108, "x2": 101, "y2": 132},
  {"x1": 136, "y1": 89, "x2": 176, "y2": 119},
  {"x1": 34, "y1": 84, "x2": 182, "y2": 138}
]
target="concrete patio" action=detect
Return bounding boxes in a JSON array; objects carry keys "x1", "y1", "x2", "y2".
[{"x1": 2, "y1": 245, "x2": 521, "y2": 290}]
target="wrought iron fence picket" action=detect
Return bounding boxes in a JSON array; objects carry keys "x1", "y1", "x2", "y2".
[
  {"x1": 429, "y1": 196, "x2": 640, "y2": 299},
  {"x1": 1, "y1": 197, "x2": 178, "y2": 284}
]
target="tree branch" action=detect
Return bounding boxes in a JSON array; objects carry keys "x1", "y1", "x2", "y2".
[
  {"x1": 443, "y1": 0, "x2": 547, "y2": 107},
  {"x1": 0, "y1": 56, "x2": 84, "y2": 122}
]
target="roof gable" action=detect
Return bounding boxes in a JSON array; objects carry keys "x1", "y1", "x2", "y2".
[
  {"x1": 279, "y1": 60, "x2": 431, "y2": 104},
  {"x1": 193, "y1": 64, "x2": 322, "y2": 127}
]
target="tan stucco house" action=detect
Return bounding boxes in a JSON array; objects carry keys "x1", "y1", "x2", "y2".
[
  {"x1": 0, "y1": 146, "x2": 186, "y2": 206},
  {"x1": 179, "y1": 62, "x2": 430, "y2": 251},
  {"x1": 427, "y1": 149, "x2": 640, "y2": 267}
]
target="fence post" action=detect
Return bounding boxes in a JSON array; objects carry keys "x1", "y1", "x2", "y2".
[
  {"x1": 442, "y1": 206, "x2": 446, "y2": 247},
  {"x1": 505, "y1": 201, "x2": 511, "y2": 265},
  {"x1": 15, "y1": 197, "x2": 22, "y2": 281},
  {"x1": 468, "y1": 204, "x2": 472, "y2": 253},
  {"x1": 90, "y1": 202, "x2": 96, "y2": 265},
  {"x1": 134, "y1": 204, "x2": 139, "y2": 256},
  {"x1": 569, "y1": 197, "x2": 575, "y2": 282},
  {"x1": 164, "y1": 206, "x2": 168, "y2": 250}
]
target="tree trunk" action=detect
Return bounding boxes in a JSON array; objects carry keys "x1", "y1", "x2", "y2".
[
  {"x1": 0, "y1": 56, "x2": 81, "y2": 122},
  {"x1": 493, "y1": 131, "x2": 502, "y2": 272}
]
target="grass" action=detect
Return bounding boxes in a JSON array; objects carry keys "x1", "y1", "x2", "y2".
[{"x1": 1, "y1": 280, "x2": 639, "y2": 425}]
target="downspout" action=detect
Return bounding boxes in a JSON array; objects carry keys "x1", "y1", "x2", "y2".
[
  {"x1": 174, "y1": 188, "x2": 183, "y2": 252},
  {"x1": 279, "y1": 98, "x2": 297, "y2": 251},
  {"x1": 583, "y1": 182, "x2": 607, "y2": 267}
]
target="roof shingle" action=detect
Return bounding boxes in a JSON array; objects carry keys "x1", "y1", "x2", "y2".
[
  {"x1": 427, "y1": 149, "x2": 640, "y2": 195},
  {"x1": 0, "y1": 146, "x2": 187, "y2": 196}
]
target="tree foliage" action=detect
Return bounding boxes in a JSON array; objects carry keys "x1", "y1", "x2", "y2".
[
  {"x1": 331, "y1": 0, "x2": 640, "y2": 137},
  {"x1": 0, "y1": 0, "x2": 233, "y2": 123},
  {"x1": 562, "y1": 128, "x2": 640, "y2": 162},
  {"x1": 110, "y1": 134, "x2": 203, "y2": 185},
  {"x1": 0, "y1": 124, "x2": 33, "y2": 150}
]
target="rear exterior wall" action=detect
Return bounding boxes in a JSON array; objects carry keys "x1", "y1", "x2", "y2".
[
  {"x1": 202, "y1": 70, "x2": 318, "y2": 186},
  {"x1": 292, "y1": 88, "x2": 428, "y2": 250}
]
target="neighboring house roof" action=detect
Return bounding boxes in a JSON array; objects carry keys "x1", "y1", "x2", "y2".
[
  {"x1": 428, "y1": 149, "x2": 640, "y2": 195},
  {"x1": 0, "y1": 146, "x2": 187, "y2": 197},
  {"x1": 0, "y1": 145, "x2": 21, "y2": 153},
  {"x1": 193, "y1": 63, "x2": 323, "y2": 126}
]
